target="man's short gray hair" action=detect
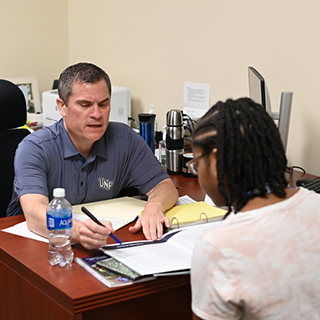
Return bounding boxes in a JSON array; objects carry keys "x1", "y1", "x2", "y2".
[{"x1": 58, "y1": 62, "x2": 112, "y2": 105}]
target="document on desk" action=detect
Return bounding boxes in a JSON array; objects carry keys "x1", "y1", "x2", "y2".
[
  {"x1": 2, "y1": 221, "x2": 48, "y2": 243},
  {"x1": 100, "y1": 222, "x2": 218, "y2": 276},
  {"x1": 72, "y1": 196, "x2": 146, "y2": 230}
]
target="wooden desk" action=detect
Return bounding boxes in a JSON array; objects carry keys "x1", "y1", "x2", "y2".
[
  {"x1": 169, "y1": 174, "x2": 205, "y2": 201},
  {"x1": 0, "y1": 174, "x2": 202, "y2": 320}
]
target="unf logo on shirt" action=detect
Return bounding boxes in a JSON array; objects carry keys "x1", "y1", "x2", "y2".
[{"x1": 98, "y1": 177, "x2": 114, "y2": 191}]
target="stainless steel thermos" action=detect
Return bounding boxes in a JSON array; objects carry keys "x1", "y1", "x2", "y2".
[{"x1": 165, "y1": 109, "x2": 184, "y2": 174}]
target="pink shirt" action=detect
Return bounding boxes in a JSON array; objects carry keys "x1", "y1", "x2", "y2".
[{"x1": 191, "y1": 188, "x2": 320, "y2": 320}]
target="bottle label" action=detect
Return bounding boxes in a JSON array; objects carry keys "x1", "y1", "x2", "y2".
[{"x1": 47, "y1": 213, "x2": 72, "y2": 231}]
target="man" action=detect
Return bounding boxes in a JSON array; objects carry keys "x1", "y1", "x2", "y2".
[
  {"x1": 7, "y1": 62, "x2": 178, "y2": 250},
  {"x1": 189, "y1": 98, "x2": 320, "y2": 319}
]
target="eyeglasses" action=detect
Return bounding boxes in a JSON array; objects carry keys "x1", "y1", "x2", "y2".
[{"x1": 186, "y1": 151, "x2": 211, "y2": 175}]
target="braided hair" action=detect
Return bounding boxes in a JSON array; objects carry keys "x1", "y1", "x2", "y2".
[{"x1": 192, "y1": 98, "x2": 288, "y2": 217}]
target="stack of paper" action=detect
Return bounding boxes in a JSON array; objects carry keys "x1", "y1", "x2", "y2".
[{"x1": 101, "y1": 221, "x2": 218, "y2": 276}]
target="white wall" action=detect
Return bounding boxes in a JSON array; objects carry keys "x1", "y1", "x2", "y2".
[
  {"x1": 0, "y1": 0, "x2": 69, "y2": 95},
  {"x1": 68, "y1": 0, "x2": 320, "y2": 175}
]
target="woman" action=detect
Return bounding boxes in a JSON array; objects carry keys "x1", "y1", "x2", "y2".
[{"x1": 189, "y1": 98, "x2": 320, "y2": 320}]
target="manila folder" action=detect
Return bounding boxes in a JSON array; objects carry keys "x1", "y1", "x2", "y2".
[{"x1": 72, "y1": 197, "x2": 147, "y2": 230}]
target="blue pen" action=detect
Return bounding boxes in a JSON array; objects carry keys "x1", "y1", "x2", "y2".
[{"x1": 81, "y1": 206, "x2": 122, "y2": 245}]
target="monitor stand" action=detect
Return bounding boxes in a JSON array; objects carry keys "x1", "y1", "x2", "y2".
[{"x1": 271, "y1": 91, "x2": 293, "y2": 153}]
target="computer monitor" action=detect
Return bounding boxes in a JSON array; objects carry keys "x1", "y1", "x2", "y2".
[{"x1": 248, "y1": 66, "x2": 293, "y2": 152}]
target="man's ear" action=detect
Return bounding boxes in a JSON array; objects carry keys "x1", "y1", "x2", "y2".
[{"x1": 56, "y1": 98, "x2": 66, "y2": 117}]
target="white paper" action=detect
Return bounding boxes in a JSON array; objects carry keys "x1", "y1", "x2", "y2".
[
  {"x1": 101, "y1": 222, "x2": 216, "y2": 275},
  {"x1": 2, "y1": 215, "x2": 128, "y2": 243},
  {"x1": 73, "y1": 213, "x2": 127, "y2": 230},
  {"x1": 183, "y1": 82, "x2": 210, "y2": 119},
  {"x1": 2, "y1": 221, "x2": 48, "y2": 243},
  {"x1": 176, "y1": 195, "x2": 196, "y2": 205}
]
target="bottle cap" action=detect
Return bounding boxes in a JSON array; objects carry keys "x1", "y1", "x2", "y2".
[
  {"x1": 53, "y1": 188, "x2": 65, "y2": 198},
  {"x1": 149, "y1": 104, "x2": 154, "y2": 114}
]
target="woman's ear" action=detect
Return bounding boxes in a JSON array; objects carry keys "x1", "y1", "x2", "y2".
[{"x1": 211, "y1": 148, "x2": 218, "y2": 175}]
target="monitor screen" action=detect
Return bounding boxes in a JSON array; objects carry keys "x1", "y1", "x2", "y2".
[
  {"x1": 248, "y1": 67, "x2": 272, "y2": 116},
  {"x1": 247, "y1": 66, "x2": 293, "y2": 153}
]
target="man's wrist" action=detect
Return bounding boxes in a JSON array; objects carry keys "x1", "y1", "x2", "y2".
[
  {"x1": 144, "y1": 200, "x2": 163, "y2": 214},
  {"x1": 71, "y1": 220, "x2": 82, "y2": 244}
]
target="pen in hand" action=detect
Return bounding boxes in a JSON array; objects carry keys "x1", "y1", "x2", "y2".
[{"x1": 81, "y1": 206, "x2": 122, "y2": 245}]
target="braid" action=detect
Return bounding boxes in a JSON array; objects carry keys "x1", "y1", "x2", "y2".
[{"x1": 192, "y1": 97, "x2": 288, "y2": 215}]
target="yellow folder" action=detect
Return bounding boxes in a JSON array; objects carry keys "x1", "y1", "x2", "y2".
[{"x1": 165, "y1": 202, "x2": 227, "y2": 228}]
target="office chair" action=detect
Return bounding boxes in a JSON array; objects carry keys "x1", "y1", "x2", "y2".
[
  {"x1": 52, "y1": 79, "x2": 59, "y2": 90},
  {"x1": 0, "y1": 79, "x2": 30, "y2": 217}
]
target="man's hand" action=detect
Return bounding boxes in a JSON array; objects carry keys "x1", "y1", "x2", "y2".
[
  {"x1": 128, "y1": 178, "x2": 178, "y2": 240},
  {"x1": 129, "y1": 202, "x2": 171, "y2": 240},
  {"x1": 77, "y1": 219, "x2": 114, "y2": 250},
  {"x1": 21, "y1": 193, "x2": 115, "y2": 250}
]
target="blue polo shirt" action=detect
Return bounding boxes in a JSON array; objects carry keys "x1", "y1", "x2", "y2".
[{"x1": 7, "y1": 119, "x2": 169, "y2": 216}]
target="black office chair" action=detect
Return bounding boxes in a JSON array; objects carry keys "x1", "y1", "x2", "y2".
[
  {"x1": 0, "y1": 79, "x2": 31, "y2": 217},
  {"x1": 52, "y1": 79, "x2": 59, "y2": 90}
]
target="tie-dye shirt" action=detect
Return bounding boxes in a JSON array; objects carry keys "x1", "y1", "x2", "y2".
[{"x1": 191, "y1": 187, "x2": 320, "y2": 320}]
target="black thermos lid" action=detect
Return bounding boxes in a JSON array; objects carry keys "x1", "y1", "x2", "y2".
[{"x1": 138, "y1": 113, "x2": 156, "y2": 124}]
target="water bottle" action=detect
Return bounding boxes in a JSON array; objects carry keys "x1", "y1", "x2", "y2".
[
  {"x1": 155, "y1": 131, "x2": 166, "y2": 168},
  {"x1": 46, "y1": 188, "x2": 74, "y2": 267}
]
